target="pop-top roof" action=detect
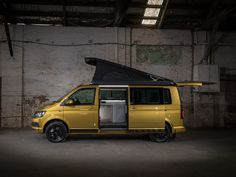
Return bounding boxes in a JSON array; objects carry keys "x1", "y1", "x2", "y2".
[{"x1": 85, "y1": 57, "x2": 176, "y2": 86}]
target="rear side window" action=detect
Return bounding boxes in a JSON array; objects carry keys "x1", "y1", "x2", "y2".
[
  {"x1": 130, "y1": 88, "x2": 162, "y2": 104},
  {"x1": 163, "y1": 88, "x2": 172, "y2": 104}
]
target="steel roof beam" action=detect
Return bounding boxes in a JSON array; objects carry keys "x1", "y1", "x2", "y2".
[
  {"x1": 1, "y1": 1, "x2": 13, "y2": 56},
  {"x1": 157, "y1": 0, "x2": 170, "y2": 29},
  {"x1": 113, "y1": 0, "x2": 130, "y2": 26}
]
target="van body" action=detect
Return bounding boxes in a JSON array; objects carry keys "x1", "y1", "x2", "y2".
[{"x1": 32, "y1": 84, "x2": 185, "y2": 143}]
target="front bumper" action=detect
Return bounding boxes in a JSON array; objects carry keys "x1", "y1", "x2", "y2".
[{"x1": 32, "y1": 118, "x2": 43, "y2": 133}]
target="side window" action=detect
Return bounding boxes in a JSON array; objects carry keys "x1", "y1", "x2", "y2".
[
  {"x1": 69, "y1": 88, "x2": 96, "y2": 105},
  {"x1": 146, "y1": 89, "x2": 161, "y2": 104},
  {"x1": 100, "y1": 89, "x2": 126, "y2": 100},
  {"x1": 130, "y1": 88, "x2": 161, "y2": 104},
  {"x1": 163, "y1": 88, "x2": 172, "y2": 104},
  {"x1": 131, "y1": 88, "x2": 146, "y2": 104}
]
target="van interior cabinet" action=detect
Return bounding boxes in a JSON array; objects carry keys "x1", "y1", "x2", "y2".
[
  {"x1": 100, "y1": 100, "x2": 126, "y2": 123},
  {"x1": 99, "y1": 88, "x2": 128, "y2": 129}
]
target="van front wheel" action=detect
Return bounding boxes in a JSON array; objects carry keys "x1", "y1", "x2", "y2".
[
  {"x1": 45, "y1": 121, "x2": 68, "y2": 143},
  {"x1": 149, "y1": 124, "x2": 171, "y2": 143}
]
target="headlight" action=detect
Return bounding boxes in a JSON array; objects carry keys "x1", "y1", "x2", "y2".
[{"x1": 33, "y1": 111, "x2": 46, "y2": 118}]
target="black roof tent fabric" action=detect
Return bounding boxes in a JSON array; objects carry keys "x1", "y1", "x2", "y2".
[{"x1": 85, "y1": 57, "x2": 176, "y2": 86}]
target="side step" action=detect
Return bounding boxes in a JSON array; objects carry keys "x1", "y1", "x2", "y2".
[
  {"x1": 100, "y1": 122, "x2": 127, "y2": 129},
  {"x1": 100, "y1": 128, "x2": 128, "y2": 131}
]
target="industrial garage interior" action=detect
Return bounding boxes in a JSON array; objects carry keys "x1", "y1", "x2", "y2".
[{"x1": 0, "y1": 0, "x2": 236, "y2": 177}]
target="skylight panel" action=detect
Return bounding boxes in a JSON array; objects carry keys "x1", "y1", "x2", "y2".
[
  {"x1": 144, "y1": 8, "x2": 160, "y2": 17},
  {"x1": 142, "y1": 19, "x2": 157, "y2": 25},
  {"x1": 147, "y1": 0, "x2": 164, "y2": 5}
]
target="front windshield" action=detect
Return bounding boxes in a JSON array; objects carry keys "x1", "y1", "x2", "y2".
[{"x1": 54, "y1": 87, "x2": 79, "y2": 103}]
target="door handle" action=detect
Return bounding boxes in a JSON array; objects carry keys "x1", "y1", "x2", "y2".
[{"x1": 130, "y1": 107, "x2": 136, "y2": 110}]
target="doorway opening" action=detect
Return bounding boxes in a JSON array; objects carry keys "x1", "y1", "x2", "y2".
[{"x1": 99, "y1": 87, "x2": 128, "y2": 130}]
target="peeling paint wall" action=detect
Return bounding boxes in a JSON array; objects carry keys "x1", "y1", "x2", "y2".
[
  {"x1": 193, "y1": 31, "x2": 236, "y2": 127},
  {"x1": 0, "y1": 25, "x2": 235, "y2": 128},
  {"x1": 0, "y1": 25, "x2": 24, "y2": 127},
  {"x1": 136, "y1": 45, "x2": 183, "y2": 65}
]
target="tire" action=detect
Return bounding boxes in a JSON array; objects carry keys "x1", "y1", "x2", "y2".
[
  {"x1": 45, "y1": 121, "x2": 68, "y2": 143},
  {"x1": 149, "y1": 123, "x2": 171, "y2": 143}
]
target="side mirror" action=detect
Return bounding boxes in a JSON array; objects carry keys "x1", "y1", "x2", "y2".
[{"x1": 64, "y1": 98, "x2": 75, "y2": 106}]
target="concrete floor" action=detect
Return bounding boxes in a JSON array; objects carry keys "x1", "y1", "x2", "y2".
[{"x1": 0, "y1": 128, "x2": 236, "y2": 177}]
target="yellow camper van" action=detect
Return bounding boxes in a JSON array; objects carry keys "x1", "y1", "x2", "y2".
[{"x1": 32, "y1": 58, "x2": 187, "y2": 143}]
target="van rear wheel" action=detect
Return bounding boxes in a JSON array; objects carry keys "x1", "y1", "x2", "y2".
[
  {"x1": 45, "y1": 121, "x2": 68, "y2": 143},
  {"x1": 149, "y1": 123, "x2": 171, "y2": 143}
]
